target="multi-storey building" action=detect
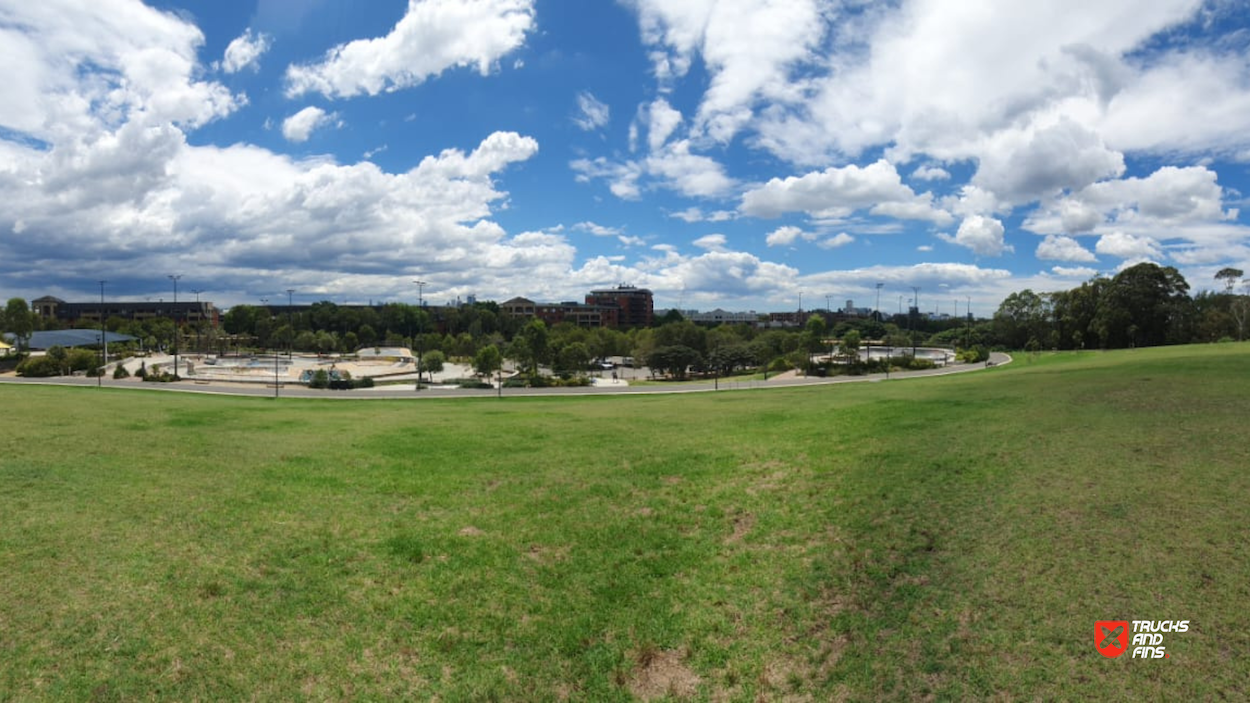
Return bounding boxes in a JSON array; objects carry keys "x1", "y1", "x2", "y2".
[
  {"x1": 500, "y1": 297, "x2": 616, "y2": 328},
  {"x1": 585, "y1": 285, "x2": 653, "y2": 328},
  {"x1": 31, "y1": 296, "x2": 219, "y2": 327}
]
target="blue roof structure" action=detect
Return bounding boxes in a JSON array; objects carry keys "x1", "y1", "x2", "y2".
[{"x1": 8, "y1": 329, "x2": 137, "y2": 350}]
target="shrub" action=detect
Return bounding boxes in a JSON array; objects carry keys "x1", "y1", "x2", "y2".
[
  {"x1": 134, "y1": 361, "x2": 147, "y2": 379},
  {"x1": 113, "y1": 365, "x2": 130, "y2": 379},
  {"x1": 767, "y1": 357, "x2": 791, "y2": 373},
  {"x1": 67, "y1": 349, "x2": 98, "y2": 374},
  {"x1": 16, "y1": 355, "x2": 60, "y2": 377},
  {"x1": 901, "y1": 357, "x2": 937, "y2": 371},
  {"x1": 353, "y1": 377, "x2": 375, "y2": 389},
  {"x1": 309, "y1": 369, "x2": 330, "y2": 389},
  {"x1": 957, "y1": 345, "x2": 990, "y2": 363}
]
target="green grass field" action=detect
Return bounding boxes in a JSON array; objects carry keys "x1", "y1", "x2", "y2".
[{"x1": 2, "y1": 345, "x2": 1248, "y2": 701}]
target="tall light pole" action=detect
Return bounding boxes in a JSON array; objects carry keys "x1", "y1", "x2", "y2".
[
  {"x1": 875, "y1": 282, "x2": 883, "y2": 323},
  {"x1": 911, "y1": 286, "x2": 920, "y2": 357},
  {"x1": 191, "y1": 289, "x2": 203, "y2": 355},
  {"x1": 966, "y1": 294, "x2": 973, "y2": 351},
  {"x1": 98, "y1": 280, "x2": 107, "y2": 387},
  {"x1": 168, "y1": 274, "x2": 182, "y2": 377},
  {"x1": 414, "y1": 280, "x2": 426, "y2": 391},
  {"x1": 825, "y1": 294, "x2": 834, "y2": 361},
  {"x1": 261, "y1": 298, "x2": 277, "y2": 398},
  {"x1": 286, "y1": 289, "x2": 295, "y2": 358}
]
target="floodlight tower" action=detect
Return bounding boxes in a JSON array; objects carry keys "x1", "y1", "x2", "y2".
[
  {"x1": 98, "y1": 280, "x2": 107, "y2": 387},
  {"x1": 414, "y1": 280, "x2": 426, "y2": 391},
  {"x1": 286, "y1": 289, "x2": 295, "y2": 358},
  {"x1": 168, "y1": 274, "x2": 182, "y2": 377},
  {"x1": 911, "y1": 286, "x2": 920, "y2": 357},
  {"x1": 190, "y1": 289, "x2": 204, "y2": 354}
]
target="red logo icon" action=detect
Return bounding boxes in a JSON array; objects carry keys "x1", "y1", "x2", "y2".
[{"x1": 1096, "y1": 621, "x2": 1129, "y2": 658}]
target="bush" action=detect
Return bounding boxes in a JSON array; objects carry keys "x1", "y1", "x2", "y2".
[
  {"x1": 67, "y1": 349, "x2": 98, "y2": 374},
  {"x1": 957, "y1": 345, "x2": 990, "y2": 363},
  {"x1": 113, "y1": 365, "x2": 130, "y2": 379},
  {"x1": 15, "y1": 355, "x2": 60, "y2": 377},
  {"x1": 504, "y1": 375, "x2": 558, "y2": 388},
  {"x1": 900, "y1": 357, "x2": 937, "y2": 371},
  {"x1": 134, "y1": 362, "x2": 147, "y2": 379},
  {"x1": 353, "y1": 377, "x2": 375, "y2": 389},
  {"x1": 767, "y1": 357, "x2": 792, "y2": 373},
  {"x1": 309, "y1": 369, "x2": 330, "y2": 389}
]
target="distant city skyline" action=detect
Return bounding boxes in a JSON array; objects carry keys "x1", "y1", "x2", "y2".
[{"x1": 3, "y1": 1, "x2": 1249, "y2": 314}]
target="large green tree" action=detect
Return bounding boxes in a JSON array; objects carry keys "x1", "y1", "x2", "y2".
[
  {"x1": 1215, "y1": 267, "x2": 1244, "y2": 292},
  {"x1": 4, "y1": 298, "x2": 33, "y2": 350},
  {"x1": 1093, "y1": 263, "x2": 1192, "y2": 348},
  {"x1": 647, "y1": 345, "x2": 703, "y2": 380},
  {"x1": 517, "y1": 319, "x2": 550, "y2": 375},
  {"x1": 473, "y1": 344, "x2": 502, "y2": 378},
  {"x1": 419, "y1": 350, "x2": 445, "y2": 381},
  {"x1": 555, "y1": 342, "x2": 591, "y2": 376},
  {"x1": 993, "y1": 290, "x2": 1052, "y2": 350}
]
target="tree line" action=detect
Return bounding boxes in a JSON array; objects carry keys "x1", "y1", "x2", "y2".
[
  {"x1": 991, "y1": 263, "x2": 1248, "y2": 350},
  {"x1": 3, "y1": 261, "x2": 1246, "y2": 379}
]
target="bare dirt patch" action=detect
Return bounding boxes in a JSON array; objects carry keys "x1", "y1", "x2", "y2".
[
  {"x1": 724, "y1": 512, "x2": 756, "y2": 544},
  {"x1": 625, "y1": 648, "x2": 701, "y2": 701},
  {"x1": 457, "y1": 526, "x2": 484, "y2": 537}
]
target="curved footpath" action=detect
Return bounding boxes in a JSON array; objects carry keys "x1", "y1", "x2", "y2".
[{"x1": 0, "y1": 353, "x2": 1012, "y2": 399}]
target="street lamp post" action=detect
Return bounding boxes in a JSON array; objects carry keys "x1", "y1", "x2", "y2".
[
  {"x1": 875, "y1": 282, "x2": 883, "y2": 323},
  {"x1": 911, "y1": 286, "x2": 921, "y2": 357},
  {"x1": 825, "y1": 294, "x2": 834, "y2": 362},
  {"x1": 98, "y1": 280, "x2": 106, "y2": 387},
  {"x1": 966, "y1": 295, "x2": 972, "y2": 351},
  {"x1": 261, "y1": 298, "x2": 278, "y2": 398},
  {"x1": 191, "y1": 289, "x2": 203, "y2": 355},
  {"x1": 168, "y1": 274, "x2": 182, "y2": 377},
  {"x1": 414, "y1": 280, "x2": 426, "y2": 391},
  {"x1": 286, "y1": 289, "x2": 294, "y2": 358}
]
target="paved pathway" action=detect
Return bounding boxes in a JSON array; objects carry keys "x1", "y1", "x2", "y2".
[{"x1": 0, "y1": 353, "x2": 1012, "y2": 399}]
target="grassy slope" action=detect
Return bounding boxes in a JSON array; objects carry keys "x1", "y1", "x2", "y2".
[{"x1": 0, "y1": 345, "x2": 1247, "y2": 701}]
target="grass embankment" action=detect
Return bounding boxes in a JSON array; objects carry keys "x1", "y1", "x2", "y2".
[{"x1": 1, "y1": 344, "x2": 1247, "y2": 700}]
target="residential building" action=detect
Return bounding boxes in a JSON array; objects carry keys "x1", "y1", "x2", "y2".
[
  {"x1": 32, "y1": 296, "x2": 219, "y2": 327},
  {"x1": 585, "y1": 285, "x2": 653, "y2": 328}
]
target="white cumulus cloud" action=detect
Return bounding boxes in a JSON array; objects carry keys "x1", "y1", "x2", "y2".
[
  {"x1": 740, "y1": 159, "x2": 951, "y2": 224},
  {"x1": 285, "y1": 0, "x2": 535, "y2": 99},
  {"x1": 764, "y1": 225, "x2": 811, "y2": 247},
  {"x1": 1095, "y1": 231, "x2": 1162, "y2": 259},
  {"x1": 818, "y1": 233, "x2": 854, "y2": 249},
  {"x1": 282, "y1": 106, "x2": 335, "y2": 143},
  {"x1": 693, "y1": 233, "x2": 728, "y2": 251},
  {"x1": 1036, "y1": 234, "x2": 1097, "y2": 263},
  {"x1": 947, "y1": 216, "x2": 1012, "y2": 257},
  {"x1": 221, "y1": 29, "x2": 271, "y2": 73}
]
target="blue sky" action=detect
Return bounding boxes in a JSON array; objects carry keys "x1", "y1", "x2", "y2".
[{"x1": 2, "y1": 0, "x2": 1249, "y2": 315}]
